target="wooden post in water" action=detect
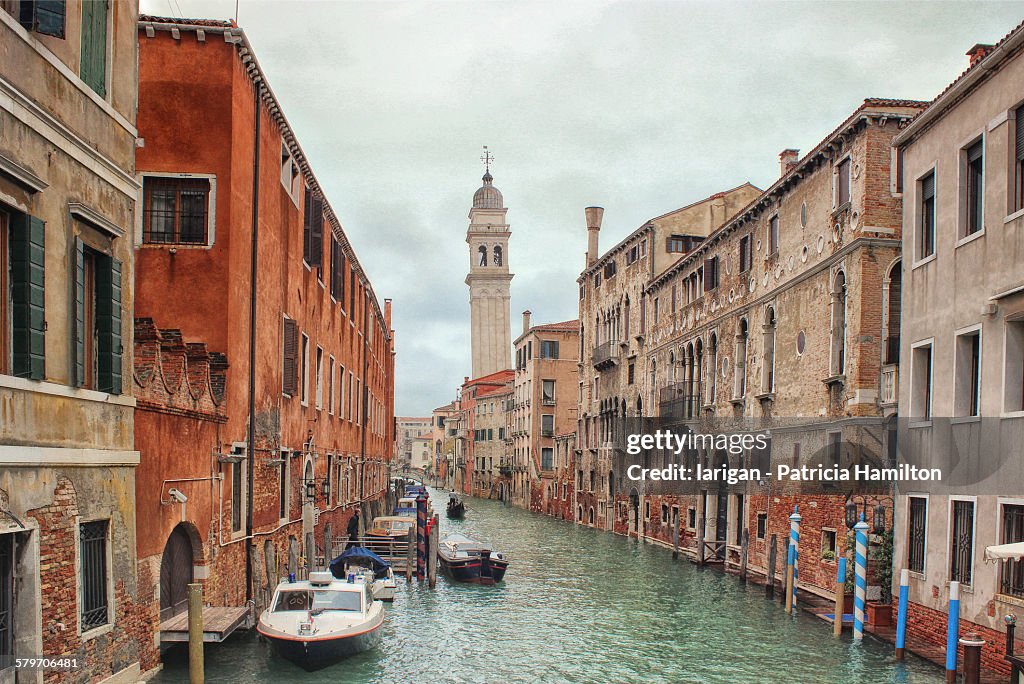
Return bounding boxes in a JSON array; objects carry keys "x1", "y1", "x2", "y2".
[
  {"x1": 428, "y1": 514, "x2": 438, "y2": 588},
  {"x1": 187, "y1": 583, "x2": 204, "y2": 684},
  {"x1": 784, "y1": 544, "x2": 795, "y2": 614},
  {"x1": 672, "y1": 516, "x2": 680, "y2": 560},
  {"x1": 405, "y1": 527, "x2": 415, "y2": 582},
  {"x1": 739, "y1": 528, "x2": 749, "y2": 583},
  {"x1": 834, "y1": 556, "x2": 847, "y2": 637},
  {"x1": 766, "y1": 534, "x2": 777, "y2": 599},
  {"x1": 696, "y1": 516, "x2": 705, "y2": 567}
]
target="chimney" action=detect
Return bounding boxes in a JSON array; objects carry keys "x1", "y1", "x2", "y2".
[
  {"x1": 779, "y1": 149, "x2": 800, "y2": 178},
  {"x1": 585, "y1": 206, "x2": 604, "y2": 267},
  {"x1": 966, "y1": 43, "x2": 993, "y2": 67},
  {"x1": 522, "y1": 310, "x2": 532, "y2": 334},
  {"x1": 384, "y1": 298, "x2": 392, "y2": 327}
]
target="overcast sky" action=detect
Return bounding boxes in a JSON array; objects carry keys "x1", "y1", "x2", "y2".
[{"x1": 140, "y1": 0, "x2": 1022, "y2": 416}]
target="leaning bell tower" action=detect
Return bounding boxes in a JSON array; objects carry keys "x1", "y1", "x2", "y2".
[{"x1": 466, "y1": 147, "x2": 513, "y2": 378}]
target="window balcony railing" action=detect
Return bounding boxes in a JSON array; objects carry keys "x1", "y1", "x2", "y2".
[
  {"x1": 659, "y1": 382, "x2": 700, "y2": 419},
  {"x1": 881, "y1": 364, "x2": 898, "y2": 405},
  {"x1": 541, "y1": 428, "x2": 555, "y2": 437},
  {"x1": 592, "y1": 340, "x2": 620, "y2": 370}
]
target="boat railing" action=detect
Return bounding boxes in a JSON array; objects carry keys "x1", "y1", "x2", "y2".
[{"x1": 329, "y1": 536, "x2": 415, "y2": 573}]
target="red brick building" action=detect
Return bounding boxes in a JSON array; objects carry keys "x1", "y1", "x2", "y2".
[
  {"x1": 457, "y1": 370, "x2": 513, "y2": 498},
  {"x1": 132, "y1": 15, "x2": 395, "y2": 633}
]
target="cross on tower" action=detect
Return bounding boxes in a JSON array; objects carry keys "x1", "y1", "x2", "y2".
[{"x1": 480, "y1": 146, "x2": 494, "y2": 172}]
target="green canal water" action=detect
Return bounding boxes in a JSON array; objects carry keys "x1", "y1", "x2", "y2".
[{"x1": 155, "y1": 488, "x2": 944, "y2": 683}]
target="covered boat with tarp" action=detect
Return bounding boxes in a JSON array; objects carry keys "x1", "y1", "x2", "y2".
[{"x1": 329, "y1": 547, "x2": 397, "y2": 601}]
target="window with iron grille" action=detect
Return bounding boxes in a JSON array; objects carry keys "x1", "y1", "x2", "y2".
[
  {"x1": 1001, "y1": 504, "x2": 1024, "y2": 598},
  {"x1": 0, "y1": 533, "x2": 12, "y2": 659},
  {"x1": 908, "y1": 496, "x2": 927, "y2": 573},
  {"x1": 950, "y1": 500, "x2": 974, "y2": 584},
  {"x1": 79, "y1": 520, "x2": 109, "y2": 631},
  {"x1": 142, "y1": 177, "x2": 210, "y2": 245}
]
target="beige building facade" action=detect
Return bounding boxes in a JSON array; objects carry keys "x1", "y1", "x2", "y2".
[
  {"x1": 0, "y1": 1, "x2": 155, "y2": 680},
  {"x1": 892, "y1": 31, "x2": 1024, "y2": 673}
]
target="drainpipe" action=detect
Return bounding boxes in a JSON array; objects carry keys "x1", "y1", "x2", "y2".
[{"x1": 245, "y1": 85, "x2": 261, "y2": 603}]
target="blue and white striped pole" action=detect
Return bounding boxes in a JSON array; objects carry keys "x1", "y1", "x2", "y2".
[
  {"x1": 853, "y1": 514, "x2": 869, "y2": 641},
  {"x1": 946, "y1": 581, "x2": 960, "y2": 682},
  {"x1": 789, "y1": 506, "x2": 802, "y2": 615},
  {"x1": 895, "y1": 568, "x2": 910, "y2": 659}
]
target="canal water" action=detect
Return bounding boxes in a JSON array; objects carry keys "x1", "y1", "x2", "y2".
[{"x1": 155, "y1": 488, "x2": 944, "y2": 683}]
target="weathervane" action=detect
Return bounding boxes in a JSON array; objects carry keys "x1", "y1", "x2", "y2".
[{"x1": 480, "y1": 146, "x2": 494, "y2": 173}]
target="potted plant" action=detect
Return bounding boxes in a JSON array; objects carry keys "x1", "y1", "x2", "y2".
[{"x1": 866, "y1": 528, "x2": 895, "y2": 627}]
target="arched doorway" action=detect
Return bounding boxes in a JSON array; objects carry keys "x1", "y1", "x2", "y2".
[{"x1": 160, "y1": 524, "x2": 196, "y2": 621}]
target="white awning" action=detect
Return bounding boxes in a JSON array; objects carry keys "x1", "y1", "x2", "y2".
[{"x1": 985, "y1": 542, "x2": 1024, "y2": 561}]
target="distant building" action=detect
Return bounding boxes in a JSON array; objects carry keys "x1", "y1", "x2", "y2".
[
  {"x1": 456, "y1": 371, "x2": 514, "y2": 498},
  {"x1": 510, "y1": 313, "x2": 580, "y2": 512},
  {"x1": 893, "y1": 28, "x2": 1024, "y2": 675},
  {"x1": 0, "y1": 1, "x2": 156, "y2": 679},
  {"x1": 431, "y1": 401, "x2": 460, "y2": 482},
  {"x1": 395, "y1": 417, "x2": 432, "y2": 467}
]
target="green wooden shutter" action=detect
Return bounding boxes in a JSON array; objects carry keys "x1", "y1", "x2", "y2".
[
  {"x1": 96, "y1": 255, "x2": 121, "y2": 394},
  {"x1": 72, "y1": 238, "x2": 86, "y2": 387},
  {"x1": 79, "y1": 0, "x2": 107, "y2": 97},
  {"x1": 10, "y1": 214, "x2": 46, "y2": 380}
]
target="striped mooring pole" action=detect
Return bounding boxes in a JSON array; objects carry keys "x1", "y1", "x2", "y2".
[
  {"x1": 853, "y1": 514, "x2": 869, "y2": 641},
  {"x1": 946, "y1": 581, "x2": 960, "y2": 683},
  {"x1": 416, "y1": 494, "x2": 427, "y2": 581},
  {"x1": 895, "y1": 568, "x2": 910, "y2": 659},
  {"x1": 789, "y1": 506, "x2": 801, "y2": 615}
]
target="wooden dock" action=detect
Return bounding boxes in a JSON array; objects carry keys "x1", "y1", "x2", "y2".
[{"x1": 159, "y1": 606, "x2": 249, "y2": 643}]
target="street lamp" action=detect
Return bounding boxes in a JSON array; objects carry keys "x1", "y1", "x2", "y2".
[{"x1": 845, "y1": 495, "x2": 892, "y2": 534}]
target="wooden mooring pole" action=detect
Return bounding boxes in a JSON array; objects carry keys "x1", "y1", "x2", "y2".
[
  {"x1": 672, "y1": 517, "x2": 680, "y2": 560},
  {"x1": 405, "y1": 527, "x2": 415, "y2": 582},
  {"x1": 428, "y1": 514, "x2": 438, "y2": 588},
  {"x1": 187, "y1": 583, "x2": 204, "y2": 684},
  {"x1": 696, "y1": 517, "x2": 705, "y2": 567},
  {"x1": 766, "y1": 534, "x2": 777, "y2": 599},
  {"x1": 739, "y1": 528, "x2": 749, "y2": 583}
]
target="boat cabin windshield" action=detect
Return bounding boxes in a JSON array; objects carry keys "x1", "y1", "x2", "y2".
[{"x1": 272, "y1": 589, "x2": 363, "y2": 613}]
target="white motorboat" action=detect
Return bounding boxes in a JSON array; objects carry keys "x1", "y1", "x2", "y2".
[{"x1": 257, "y1": 571, "x2": 384, "y2": 671}]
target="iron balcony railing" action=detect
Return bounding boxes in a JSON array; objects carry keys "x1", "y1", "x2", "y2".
[
  {"x1": 592, "y1": 340, "x2": 620, "y2": 369},
  {"x1": 659, "y1": 382, "x2": 700, "y2": 419}
]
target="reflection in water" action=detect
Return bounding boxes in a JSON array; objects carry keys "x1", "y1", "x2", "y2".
[{"x1": 155, "y1": 488, "x2": 943, "y2": 683}]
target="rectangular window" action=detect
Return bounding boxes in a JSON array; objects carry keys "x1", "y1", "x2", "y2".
[
  {"x1": 1001, "y1": 504, "x2": 1024, "y2": 598},
  {"x1": 768, "y1": 216, "x2": 779, "y2": 256},
  {"x1": 541, "y1": 414, "x2": 554, "y2": 437},
  {"x1": 278, "y1": 454, "x2": 289, "y2": 521},
  {"x1": 303, "y1": 189, "x2": 324, "y2": 268},
  {"x1": 756, "y1": 512, "x2": 767, "y2": 540},
  {"x1": 331, "y1": 237, "x2": 346, "y2": 303},
  {"x1": 1016, "y1": 107, "x2": 1024, "y2": 212},
  {"x1": 963, "y1": 139, "x2": 984, "y2": 237},
  {"x1": 300, "y1": 334, "x2": 310, "y2": 405},
  {"x1": 348, "y1": 371, "x2": 354, "y2": 421},
  {"x1": 954, "y1": 329, "x2": 981, "y2": 417},
  {"x1": 687, "y1": 507, "x2": 697, "y2": 529},
  {"x1": 821, "y1": 529, "x2": 837, "y2": 558},
  {"x1": 911, "y1": 343, "x2": 933, "y2": 420},
  {"x1": 603, "y1": 260, "x2": 617, "y2": 279},
  {"x1": 231, "y1": 457, "x2": 244, "y2": 532},
  {"x1": 540, "y1": 340, "x2": 559, "y2": 359},
  {"x1": 0, "y1": 213, "x2": 8, "y2": 374},
  {"x1": 18, "y1": 0, "x2": 66, "y2": 37},
  {"x1": 542, "y1": 379, "x2": 555, "y2": 405},
  {"x1": 1005, "y1": 318, "x2": 1024, "y2": 413},
  {"x1": 628, "y1": 360, "x2": 635, "y2": 385},
  {"x1": 328, "y1": 356, "x2": 335, "y2": 414},
  {"x1": 315, "y1": 347, "x2": 324, "y2": 410},
  {"x1": 703, "y1": 256, "x2": 719, "y2": 291},
  {"x1": 908, "y1": 496, "x2": 927, "y2": 573},
  {"x1": 282, "y1": 318, "x2": 298, "y2": 396},
  {"x1": 919, "y1": 171, "x2": 936, "y2": 260},
  {"x1": 950, "y1": 499, "x2": 975, "y2": 584},
  {"x1": 836, "y1": 157, "x2": 851, "y2": 207},
  {"x1": 79, "y1": 520, "x2": 109, "y2": 632},
  {"x1": 142, "y1": 177, "x2": 211, "y2": 245},
  {"x1": 739, "y1": 234, "x2": 751, "y2": 273},
  {"x1": 79, "y1": 0, "x2": 107, "y2": 96},
  {"x1": 661, "y1": 504, "x2": 669, "y2": 524},
  {"x1": 541, "y1": 448, "x2": 553, "y2": 470}
]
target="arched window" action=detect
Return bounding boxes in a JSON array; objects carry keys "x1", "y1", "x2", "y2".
[
  {"x1": 695, "y1": 339, "x2": 704, "y2": 413},
  {"x1": 589, "y1": 507, "x2": 595, "y2": 525},
  {"x1": 478, "y1": 245, "x2": 488, "y2": 266},
  {"x1": 649, "y1": 360, "x2": 657, "y2": 411},
  {"x1": 763, "y1": 307, "x2": 777, "y2": 393},
  {"x1": 735, "y1": 318, "x2": 748, "y2": 398},
  {"x1": 884, "y1": 262, "x2": 901, "y2": 365},
  {"x1": 831, "y1": 272, "x2": 847, "y2": 375},
  {"x1": 624, "y1": 295, "x2": 631, "y2": 338},
  {"x1": 493, "y1": 245, "x2": 503, "y2": 266}
]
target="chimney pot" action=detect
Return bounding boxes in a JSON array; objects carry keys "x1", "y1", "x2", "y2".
[
  {"x1": 522, "y1": 310, "x2": 532, "y2": 334},
  {"x1": 966, "y1": 43, "x2": 993, "y2": 67},
  {"x1": 585, "y1": 206, "x2": 604, "y2": 267},
  {"x1": 779, "y1": 149, "x2": 800, "y2": 178}
]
